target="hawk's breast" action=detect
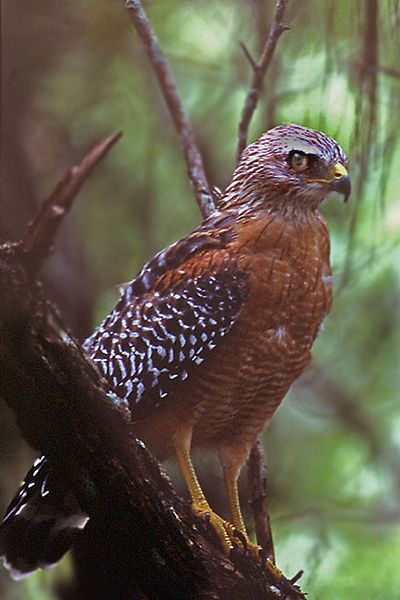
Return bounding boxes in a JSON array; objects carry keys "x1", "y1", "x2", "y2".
[{"x1": 190, "y1": 213, "x2": 333, "y2": 446}]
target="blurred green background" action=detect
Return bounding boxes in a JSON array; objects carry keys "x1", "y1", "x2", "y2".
[{"x1": 1, "y1": 1, "x2": 399, "y2": 598}]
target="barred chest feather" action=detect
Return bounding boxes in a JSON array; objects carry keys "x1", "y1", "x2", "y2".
[
  {"x1": 188, "y1": 213, "x2": 333, "y2": 446},
  {"x1": 241, "y1": 212, "x2": 332, "y2": 353}
]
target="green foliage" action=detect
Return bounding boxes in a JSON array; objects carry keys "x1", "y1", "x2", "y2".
[{"x1": 3, "y1": 1, "x2": 399, "y2": 598}]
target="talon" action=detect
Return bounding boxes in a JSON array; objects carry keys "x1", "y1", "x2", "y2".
[
  {"x1": 242, "y1": 541, "x2": 283, "y2": 583},
  {"x1": 191, "y1": 501, "x2": 237, "y2": 555}
]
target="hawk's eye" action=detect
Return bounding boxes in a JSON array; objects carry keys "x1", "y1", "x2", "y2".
[{"x1": 289, "y1": 151, "x2": 309, "y2": 172}]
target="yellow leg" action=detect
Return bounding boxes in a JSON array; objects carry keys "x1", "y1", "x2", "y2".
[
  {"x1": 175, "y1": 446, "x2": 238, "y2": 554},
  {"x1": 176, "y1": 440, "x2": 282, "y2": 581},
  {"x1": 224, "y1": 472, "x2": 247, "y2": 537},
  {"x1": 223, "y1": 461, "x2": 282, "y2": 581}
]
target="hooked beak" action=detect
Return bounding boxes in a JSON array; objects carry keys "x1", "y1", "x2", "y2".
[{"x1": 329, "y1": 162, "x2": 351, "y2": 203}]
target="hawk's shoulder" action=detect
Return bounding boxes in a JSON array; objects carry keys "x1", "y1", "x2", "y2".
[{"x1": 84, "y1": 211, "x2": 249, "y2": 416}]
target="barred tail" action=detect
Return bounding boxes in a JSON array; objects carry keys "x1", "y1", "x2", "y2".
[{"x1": 0, "y1": 455, "x2": 88, "y2": 579}]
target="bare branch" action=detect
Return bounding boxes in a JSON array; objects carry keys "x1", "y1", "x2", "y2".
[
  {"x1": 125, "y1": 0, "x2": 215, "y2": 219},
  {"x1": 236, "y1": 0, "x2": 289, "y2": 164},
  {"x1": 240, "y1": 41, "x2": 258, "y2": 72},
  {"x1": 247, "y1": 440, "x2": 275, "y2": 563},
  {"x1": 20, "y1": 132, "x2": 122, "y2": 273}
]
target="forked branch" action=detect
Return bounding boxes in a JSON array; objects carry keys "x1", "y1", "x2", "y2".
[
  {"x1": 20, "y1": 132, "x2": 122, "y2": 274},
  {"x1": 236, "y1": 0, "x2": 289, "y2": 163}
]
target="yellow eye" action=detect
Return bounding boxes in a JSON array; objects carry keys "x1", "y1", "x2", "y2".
[{"x1": 290, "y1": 151, "x2": 309, "y2": 172}]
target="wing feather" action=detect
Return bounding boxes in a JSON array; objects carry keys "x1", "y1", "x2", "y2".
[{"x1": 84, "y1": 213, "x2": 247, "y2": 416}]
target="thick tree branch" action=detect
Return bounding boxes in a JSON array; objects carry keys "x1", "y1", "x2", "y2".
[
  {"x1": 20, "y1": 133, "x2": 122, "y2": 274},
  {"x1": 236, "y1": 0, "x2": 289, "y2": 163},
  {"x1": 125, "y1": 0, "x2": 215, "y2": 219}
]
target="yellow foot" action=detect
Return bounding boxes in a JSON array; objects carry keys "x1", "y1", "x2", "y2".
[
  {"x1": 192, "y1": 500, "x2": 283, "y2": 583},
  {"x1": 246, "y1": 540, "x2": 283, "y2": 582},
  {"x1": 192, "y1": 499, "x2": 243, "y2": 554}
]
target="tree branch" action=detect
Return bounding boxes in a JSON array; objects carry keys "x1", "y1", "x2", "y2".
[
  {"x1": 240, "y1": 41, "x2": 258, "y2": 72},
  {"x1": 247, "y1": 440, "x2": 275, "y2": 563},
  {"x1": 125, "y1": 0, "x2": 215, "y2": 219},
  {"x1": 236, "y1": 0, "x2": 289, "y2": 164},
  {"x1": 19, "y1": 133, "x2": 122, "y2": 275}
]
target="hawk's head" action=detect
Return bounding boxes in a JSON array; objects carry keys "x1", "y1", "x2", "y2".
[{"x1": 224, "y1": 124, "x2": 350, "y2": 214}]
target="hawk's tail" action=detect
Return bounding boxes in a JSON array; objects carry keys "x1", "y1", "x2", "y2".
[{"x1": 0, "y1": 455, "x2": 88, "y2": 579}]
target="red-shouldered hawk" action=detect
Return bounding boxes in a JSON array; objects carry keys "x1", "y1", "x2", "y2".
[{"x1": 1, "y1": 124, "x2": 350, "y2": 579}]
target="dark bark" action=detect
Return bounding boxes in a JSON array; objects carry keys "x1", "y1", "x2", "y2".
[
  {"x1": 1, "y1": 3, "x2": 306, "y2": 594},
  {"x1": 0, "y1": 0, "x2": 95, "y2": 340},
  {"x1": 0, "y1": 3, "x2": 96, "y2": 526},
  {"x1": 248, "y1": 441, "x2": 275, "y2": 564}
]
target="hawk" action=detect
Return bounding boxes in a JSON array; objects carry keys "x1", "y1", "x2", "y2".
[{"x1": 0, "y1": 124, "x2": 350, "y2": 578}]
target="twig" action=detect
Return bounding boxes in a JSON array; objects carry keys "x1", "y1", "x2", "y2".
[
  {"x1": 239, "y1": 42, "x2": 257, "y2": 72},
  {"x1": 20, "y1": 132, "x2": 122, "y2": 273},
  {"x1": 125, "y1": 0, "x2": 215, "y2": 219},
  {"x1": 247, "y1": 439, "x2": 275, "y2": 563},
  {"x1": 379, "y1": 64, "x2": 400, "y2": 80},
  {"x1": 236, "y1": 0, "x2": 289, "y2": 164}
]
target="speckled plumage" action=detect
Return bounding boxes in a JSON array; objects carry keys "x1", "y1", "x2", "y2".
[
  {"x1": 84, "y1": 211, "x2": 247, "y2": 419},
  {"x1": 1, "y1": 124, "x2": 350, "y2": 577}
]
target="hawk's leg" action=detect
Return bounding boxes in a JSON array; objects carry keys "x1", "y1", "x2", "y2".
[
  {"x1": 221, "y1": 447, "x2": 282, "y2": 580},
  {"x1": 174, "y1": 445, "x2": 240, "y2": 554},
  {"x1": 223, "y1": 467, "x2": 247, "y2": 537}
]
